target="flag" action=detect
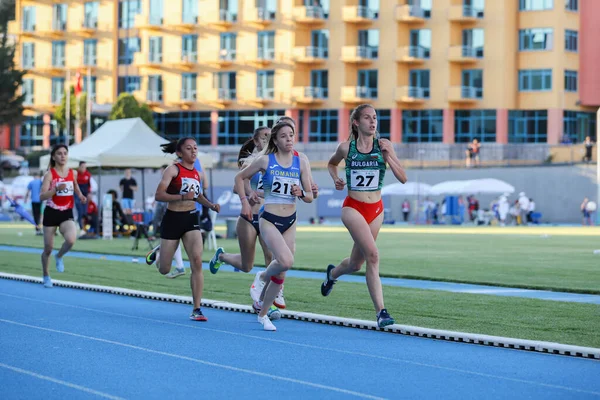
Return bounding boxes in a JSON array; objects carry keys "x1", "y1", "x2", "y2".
[
  {"x1": 74, "y1": 71, "x2": 83, "y2": 96},
  {"x1": 7, "y1": 197, "x2": 36, "y2": 226}
]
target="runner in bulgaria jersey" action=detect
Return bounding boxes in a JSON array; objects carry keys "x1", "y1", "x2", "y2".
[
  {"x1": 321, "y1": 104, "x2": 408, "y2": 328},
  {"x1": 39, "y1": 144, "x2": 87, "y2": 288},
  {"x1": 234, "y1": 120, "x2": 314, "y2": 331},
  {"x1": 154, "y1": 137, "x2": 220, "y2": 322}
]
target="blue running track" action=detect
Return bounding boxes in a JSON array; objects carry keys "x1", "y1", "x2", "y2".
[{"x1": 0, "y1": 278, "x2": 599, "y2": 399}]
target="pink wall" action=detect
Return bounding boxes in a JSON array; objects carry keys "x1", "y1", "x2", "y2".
[
  {"x1": 302, "y1": 110, "x2": 310, "y2": 144},
  {"x1": 442, "y1": 109, "x2": 455, "y2": 144},
  {"x1": 286, "y1": 109, "x2": 300, "y2": 143},
  {"x1": 495, "y1": 109, "x2": 508, "y2": 144},
  {"x1": 42, "y1": 114, "x2": 51, "y2": 148},
  {"x1": 580, "y1": 0, "x2": 600, "y2": 106},
  {"x1": 0, "y1": 125, "x2": 9, "y2": 149},
  {"x1": 210, "y1": 111, "x2": 218, "y2": 147},
  {"x1": 390, "y1": 109, "x2": 402, "y2": 143},
  {"x1": 337, "y1": 108, "x2": 349, "y2": 142},
  {"x1": 547, "y1": 108, "x2": 563, "y2": 145}
]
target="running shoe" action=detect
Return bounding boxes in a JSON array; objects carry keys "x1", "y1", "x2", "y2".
[
  {"x1": 320, "y1": 264, "x2": 337, "y2": 296},
  {"x1": 257, "y1": 314, "x2": 276, "y2": 331},
  {"x1": 250, "y1": 271, "x2": 265, "y2": 303},
  {"x1": 252, "y1": 300, "x2": 262, "y2": 313},
  {"x1": 189, "y1": 308, "x2": 208, "y2": 322},
  {"x1": 146, "y1": 245, "x2": 160, "y2": 265},
  {"x1": 166, "y1": 268, "x2": 185, "y2": 279},
  {"x1": 55, "y1": 255, "x2": 64, "y2": 273},
  {"x1": 43, "y1": 276, "x2": 53, "y2": 288},
  {"x1": 274, "y1": 285, "x2": 286, "y2": 309},
  {"x1": 267, "y1": 305, "x2": 281, "y2": 321},
  {"x1": 209, "y1": 247, "x2": 224, "y2": 274},
  {"x1": 376, "y1": 309, "x2": 395, "y2": 328}
]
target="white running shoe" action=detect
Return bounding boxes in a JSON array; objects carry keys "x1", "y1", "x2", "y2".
[
  {"x1": 258, "y1": 314, "x2": 276, "y2": 331},
  {"x1": 274, "y1": 285, "x2": 286, "y2": 309},
  {"x1": 166, "y1": 268, "x2": 185, "y2": 279},
  {"x1": 250, "y1": 271, "x2": 265, "y2": 303},
  {"x1": 252, "y1": 300, "x2": 262, "y2": 313}
]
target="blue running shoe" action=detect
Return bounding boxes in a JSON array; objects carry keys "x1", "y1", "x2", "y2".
[
  {"x1": 43, "y1": 276, "x2": 53, "y2": 288},
  {"x1": 55, "y1": 255, "x2": 64, "y2": 273},
  {"x1": 190, "y1": 308, "x2": 208, "y2": 322},
  {"x1": 267, "y1": 305, "x2": 281, "y2": 321},
  {"x1": 320, "y1": 264, "x2": 337, "y2": 296},
  {"x1": 209, "y1": 247, "x2": 224, "y2": 274},
  {"x1": 377, "y1": 309, "x2": 395, "y2": 328}
]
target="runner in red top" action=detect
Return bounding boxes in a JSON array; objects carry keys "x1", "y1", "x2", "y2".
[{"x1": 39, "y1": 144, "x2": 87, "y2": 288}]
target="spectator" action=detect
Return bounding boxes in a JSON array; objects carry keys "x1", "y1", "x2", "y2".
[
  {"x1": 583, "y1": 136, "x2": 594, "y2": 163},
  {"x1": 458, "y1": 195, "x2": 466, "y2": 224},
  {"x1": 151, "y1": 165, "x2": 169, "y2": 239},
  {"x1": 518, "y1": 192, "x2": 530, "y2": 226},
  {"x1": 105, "y1": 189, "x2": 127, "y2": 234},
  {"x1": 581, "y1": 197, "x2": 592, "y2": 226},
  {"x1": 498, "y1": 195, "x2": 509, "y2": 226},
  {"x1": 468, "y1": 195, "x2": 479, "y2": 222},
  {"x1": 119, "y1": 168, "x2": 137, "y2": 215},
  {"x1": 527, "y1": 198, "x2": 536, "y2": 223},
  {"x1": 85, "y1": 193, "x2": 98, "y2": 234},
  {"x1": 25, "y1": 171, "x2": 43, "y2": 235},
  {"x1": 465, "y1": 139, "x2": 481, "y2": 168},
  {"x1": 401, "y1": 198, "x2": 410, "y2": 222},
  {"x1": 75, "y1": 161, "x2": 92, "y2": 235}
]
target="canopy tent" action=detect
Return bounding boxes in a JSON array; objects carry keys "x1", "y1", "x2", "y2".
[
  {"x1": 430, "y1": 179, "x2": 515, "y2": 196},
  {"x1": 39, "y1": 118, "x2": 215, "y2": 169},
  {"x1": 381, "y1": 182, "x2": 432, "y2": 196}
]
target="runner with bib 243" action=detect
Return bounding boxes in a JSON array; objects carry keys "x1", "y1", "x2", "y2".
[{"x1": 321, "y1": 104, "x2": 407, "y2": 328}]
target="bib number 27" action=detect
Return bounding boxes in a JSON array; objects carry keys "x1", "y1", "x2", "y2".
[{"x1": 351, "y1": 170, "x2": 379, "y2": 190}]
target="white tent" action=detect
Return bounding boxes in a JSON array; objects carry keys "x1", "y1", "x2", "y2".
[
  {"x1": 382, "y1": 182, "x2": 432, "y2": 196},
  {"x1": 39, "y1": 118, "x2": 215, "y2": 169},
  {"x1": 430, "y1": 179, "x2": 515, "y2": 195}
]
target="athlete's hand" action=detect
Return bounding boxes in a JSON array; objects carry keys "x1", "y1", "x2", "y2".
[
  {"x1": 183, "y1": 191, "x2": 195, "y2": 201},
  {"x1": 210, "y1": 203, "x2": 221, "y2": 213},
  {"x1": 334, "y1": 177, "x2": 346, "y2": 191},
  {"x1": 379, "y1": 139, "x2": 394, "y2": 154},
  {"x1": 311, "y1": 183, "x2": 319, "y2": 198},
  {"x1": 247, "y1": 190, "x2": 260, "y2": 206},
  {"x1": 241, "y1": 201, "x2": 252, "y2": 221},
  {"x1": 79, "y1": 194, "x2": 87, "y2": 204},
  {"x1": 56, "y1": 183, "x2": 67, "y2": 192},
  {"x1": 291, "y1": 184, "x2": 303, "y2": 197}
]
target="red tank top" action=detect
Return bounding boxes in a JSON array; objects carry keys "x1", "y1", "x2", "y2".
[
  {"x1": 47, "y1": 168, "x2": 75, "y2": 211},
  {"x1": 167, "y1": 163, "x2": 201, "y2": 198}
]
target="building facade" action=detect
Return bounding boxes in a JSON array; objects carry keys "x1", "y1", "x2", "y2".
[{"x1": 5, "y1": 0, "x2": 600, "y2": 150}]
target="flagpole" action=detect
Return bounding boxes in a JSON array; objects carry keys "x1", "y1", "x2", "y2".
[
  {"x1": 66, "y1": 69, "x2": 70, "y2": 143},
  {"x1": 76, "y1": 71, "x2": 80, "y2": 144},
  {"x1": 87, "y1": 66, "x2": 92, "y2": 138}
]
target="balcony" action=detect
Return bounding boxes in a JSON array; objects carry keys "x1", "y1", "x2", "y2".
[
  {"x1": 447, "y1": 86, "x2": 480, "y2": 103},
  {"x1": 49, "y1": 21, "x2": 67, "y2": 36},
  {"x1": 251, "y1": 87, "x2": 275, "y2": 105},
  {"x1": 134, "y1": 14, "x2": 164, "y2": 31},
  {"x1": 251, "y1": 48, "x2": 275, "y2": 66},
  {"x1": 292, "y1": 46, "x2": 327, "y2": 64},
  {"x1": 39, "y1": 59, "x2": 66, "y2": 75},
  {"x1": 291, "y1": 86, "x2": 326, "y2": 105},
  {"x1": 292, "y1": 6, "x2": 327, "y2": 25},
  {"x1": 23, "y1": 95, "x2": 35, "y2": 109},
  {"x1": 448, "y1": 46, "x2": 481, "y2": 63},
  {"x1": 342, "y1": 6, "x2": 377, "y2": 24},
  {"x1": 396, "y1": 46, "x2": 428, "y2": 64},
  {"x1": 395, "y1": 86, "x2": 428, "y2": 104},
  {"x1": 73, "y1": 18, "x2": 98, "y2": 36},
  {"x1": 146, "y1": 91, "x2": 163, "y2": 106},
  {"x1": 341, "y1": 46, "x2": 377, "y2": 64},
  {"x1": 174, "y1": 53, "x2": 197, "y2": 69},
  {"x1": 134, "y1": 52, "x2": 163, "y2": 69},
  {"x1": 341, "y1": 86, "x2": 377, "y2": 103},
  {"x1": 201, "y1": 9, "x2": 237, "y2": 28},
  {"x1": 246, "y1": 7, "x2": 276, "y2": 26},
  {"x1": 174, "y1": 90, "x2": 197, "y2": 108},
  {"x1": 213, "y1": 88, "x2": 236, "y2": 105},
  {"x1": 169, "y1": 16, "x2": 199, "y2": 31},
  {"x1": 216, "y1": 49, "x2": 236, "y2": 66},
  {"x1": 395, "y1": 5, "x2": 427, "y2": 23},
  {"x1": 449, "y1": 5, "x2": 484, "y2": 23}
]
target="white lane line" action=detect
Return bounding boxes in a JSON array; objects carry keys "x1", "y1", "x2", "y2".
[
  {"x1": 0, "y1": 318, "x2": 385, "y2": 400},
  {"x1": 0, "y1": 362, "x2": 124, "y2": 400},
  {"x1": 2, "y1": 293, "x2": 599, "y2": 396}
]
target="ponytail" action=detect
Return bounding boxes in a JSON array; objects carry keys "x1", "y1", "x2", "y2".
[
  {"x1": 237, "y1": 139, "x2": 256, "y2": 168},
  {"x1": 161, "y1": 137, "x2": 195, "y2": 154}
]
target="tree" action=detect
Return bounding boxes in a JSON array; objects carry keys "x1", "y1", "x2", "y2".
[
  {"x1": 108, "y1": 93, "x2": 156, "y2": 131},
  {"x1": 55, "y1": 87, "x2": 90, "y2": 138},
  {"x1": 0, "y1": 1, "x2": 25, "y2": 126}
]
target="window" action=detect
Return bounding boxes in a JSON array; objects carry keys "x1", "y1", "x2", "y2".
[
  {"x1": 182, "y1": 35, "x2": 197, "y2": 62},
  {"x1": 214, "y1": 72, "x2": 236, "y2": 99},
  {"x1": 409, "y1": 69, "x2": 430, "y2": 98},
  {"x1": 309, "y1": 110, "x2": 338, "y2": 142},
  {"x1": 565, "y1": 0, "x2": 578, "y2": 11},
  {"x1": 563, "y1": 111, "x2": 596, "y2": 143},
  {"x1": 519, "y1": 0, "x2": 553, "y2": 11},
  {"x1": 147, "y1": 75, "x2": 163, "y2": 102},
  {"x1": 149, "y1": 36, "x2": 163, "y2": 63},
  {"x1": 181, "y1": 73, "x2": 197, "y2": 100},
  {"x1": 519, "y1": 28, "x2": 553, "y2": 51},
  {"x1": 154, "y1": 112, "x2": 212, "y2": 144},
  {"x1": 22, "y1": 79, "x2": 34, "y2": 104},
  {"x1": 462, "y1": 29, "x2": 484, "y2": 57},
  {"x1": 518, "y1": 69, "x2": 552, "y2": 91},
  {"x1": 358, "y1": 69, "x2": 378, "y2": 98},
  {"x1": 118, "y1": 37, "x2": 141, "y2": 65},
  {"x1": 218, "y1": 110, "x2": 284, "y2": 145},
  {"x1": 304, "y1": 0, "x2": 330, "y2": 19},
  {"x1": 22, "y1": 43, "x2": 35, "y2": 68},
  {"x1": 257, "y1": 70, "x2": 274, "y2": 99},
  {"x1": 410, "y1": 29, "x2": 431, "y2": 58},
  {"x1": 51, "y1": 78, "x2": 65, "y2": 104},
  {"x1": 22, "y1": 6, "x2": 36, "y2": 31},
  {"x1": 462, "y1": 69, "x2": 483, "y2": 98},
  {"x1": 82, "y1": 76, "x2": 97, "y2": 100},
  {"x1": 508, "y1": 110, "x2": 547, "y2": 143},
  {"x1": 119, "y1": 0, "x2": 141, "y2": 28},
  {"x1": 118, "y1": 76, "x2": 141, "y2": 94},
  {"x1": 84, "y1": 2, "x2": 99, "y2": 28},
  {"x1": 377, "y1": 109, "x2": 390, "y2": 140},
  {"x1": 149, "y1": 0, "x2": 163, "y2": 25},
  {"x1": 84, "y1": 40, "x2": 97, "y2": 66},
  {"x1": 454, "y1": 110, "x2": 496, "y2": 143},
  {"x1": 20, "y1": 116, "x2": 45, "y2": 148},
  {"x1": 311, "y1": 30, "x2": 329, "y2": 58},
  {"x1": 565, "y1": 30, "x2": 578, "y2": 52},
  {"x1": 257, "y1": 31, "x2": 275, "y2": 60},
  {"x1": 256, "y1": 0, "x2": 277, "y2": 19},
  {"x1": 463, "y1": 0, "x2": 485, "y2": 17},
  {"x1": 407, "y1": 0, "x2": 432, "y2": 18},
  {"x1": 358, "y1": 29, "x2": 379, "y2": 59},
  {"x1": 402, "y1": 110, "x2": 443, "y2": 143},
  {"x1": 182, "y1": 0, "x2": 198, "y2": 23},
  {"x1": 219, "y1": 0, "x2": 238, "y2": 22},
  {"x1": 564, "y1": 70, "x2": 577, "y2": 92},
  {"x1": 358, "y1": 0, "x2": 379, "y2": 18},
  {"x1": 52, "y1": 41, "x2": 66, "y2": 67},
  {"x1": 220, "y1": 33, "x2": 237, "y2": 60},
  {"x1": 310, "y1": 70, "x2": 328, "y2": 98},
  {"x1": 52, "y1": 4, "x2": 67, "y2": 31}
]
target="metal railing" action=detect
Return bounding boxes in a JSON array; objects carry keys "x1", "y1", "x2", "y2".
[
  {"x1": 180, "y1": 90, "x2": 196, "y2": 101},
  {"x1": 146, "y1": 91, "x2": 162, "y2": 102},
  {"x1": 257, "y1": 48, "x2": 275, "y2": 60},
  {"x1": 219, "y1": 49, "x2": 236, "y2": 61},
  {"x1": 217, "y1": 88, "x2": 236, "y2": 100},
  {"x1": 256, "y1": 87, "x2": 274, "y2": 99}
]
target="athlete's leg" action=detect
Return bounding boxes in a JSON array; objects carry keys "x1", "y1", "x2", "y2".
[
  {"x1": 57, "y1": 219, "x2": 77, "y2": 258},
  {"x1": 157, "y1": 238, "x2": 179, "y2": 275},
  {"x1": 219, "y1": 217, "x2": 258, "y2": 272},
  {"x1": 41, "y1": 226, "x2": 57, "y2": 277},
  {"x1": 258, "y1": 234, "x2": 273, "y2": 266},
  {"x1": 181, "y1": 230, "x2": 204, "y2": 310},
  {"x1": 173, "y1": 244, "x2": 184, "y2": 269}
]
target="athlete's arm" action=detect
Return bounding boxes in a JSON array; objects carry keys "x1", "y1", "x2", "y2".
[
  {"x1": 328, "y1": 142, "x2": 349, "y2": 191},
  {"x1": 300, "y1": 153, "x2": 318, "y2": 199},
  {"x1": 155, "y1": 165, "x2": 193, "y2": 202},
  {"x1": 194, "y1": 193, "x2": 220, "y2": 213},
  {"x1": 234, "y1": 155, "x2": 267, "y2": 220},
  {"x1": 72, "y1": 170, "x2": 87, "y2": 203},
  {"x1": 200, "y1": 171, "x2": 209, "y2": 192},
  {"x1": 39, "y1": 171, "x2": 56, "y2": 201},
  {"x1": 294, "y1": 152, "x2": 314, "y2": 203},
  {"x1": 379, "y1": 139, "x2": 408, "y2": 184}
]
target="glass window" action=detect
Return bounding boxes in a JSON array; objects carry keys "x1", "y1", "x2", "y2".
[
  {"x1": 118, "y1": 37, "x2": 141, "y2": 65},
  {"x1": 220, "y1": 33, "x2": 237, "y2": 60},
  {"x1": 182, "y1": 35, "x2": 198, "y2": 62},
  {"x1": 22, "y1": 6, "x2": 36, "y2": 31},
  {"x1": 564, "y1": 70, "x2": 577, "y2": 92},
  {"x1": 565, "y1": 30, "x2": 578, "y2": 52},
  {"x1": 563, "y1": 111, "x2": 595, "y2": 143},
  {"x1": 565, "y1": 0, "x2": 578, "y2": 11},
  {"x1": 154, "y1": 112, "x2": 212, "y2": 145},
  {"x1": 147, "y1": 75, "x2": 163, "y2": 101},
  {"x1": 220, "y1": 0, "x2": 238, "y2": 22},
  {"x1": 119, "y1": 0, "x2": 141, "y2": 28},
  {"x1": 519, "y1": 0, "x2": 553, "y2": 11},
  {"x1": 357, "y1": 69, "x2": 378, "y2": 99},
  {"x1": 410, "y1": 29, "x2": 431, "y2": 58},
  {"x1": 118, "y1": 76, "x2": 141, "y2": 94},
  {"x1": 52, "y1": 4, "x2": 67, "y2": 31},
  {"x1": 358, "y1": 29, "x2": 379, "y2": 59},
  {"x1": 84, "y1": 2, "x2": 99, "y2": 28},
  {"x1": 454, "y1": 110, "x2": 496, "y2": 143},
  {"x1": 518, "y1": 69, "x2": 552, "y2": 91},
  {"x1": 181, "y1": 73, "x2": 197, "y2": 100},
  {"x1": 462, "y1": 29, "x2": 484, "y2": 57},
  {"x1": 462, "y1": 69, "x2": 483, "y2": 98},
  {"x1": 182, "y1": 0, "x2": 198, "y2": 23},
  {"x1": 51, "y1": 78, "x2": 65, "y2": 104},
  {"x1": 52, "y1": 41, "x2": 66, "y2": 67},
  {"x1": 377, "y1": 109, "x2": 390, "y2": 140},
  {"x1": 310, "y1": 70, "x2": 328, "y2": 98},
  {"x1": 82, "y1": 76, "x2": 97, "y2": 100},
  {"x1": 257, "y1": 70, "x2": 275, "y2": 99},
  {"x1": 402, "y1": 110, "x2": 443, "y2": 143},
  {"x1": 218, "y1": 110, "x2": 284, "y2": 145},
  {"x1": 308, "y1": 110, "x2": 338, "y2": 142},
  {"x1": 257, "y1": 31, "x2": 275, "y2": 60},
  {"x1": 149, "y1": 36, "x2": 163, "y2": 63},
  {"x1": 214, "y1": 72, "x2": 237, "y2": 99},
  {"x1": 409, "y1": 69, "x2": 430, "y2": 98},
  {"x1": 311, "y1": 30, "x2": 329, "y2": 58},
  {"x1": 519, "y1": 28, "x2": 553, "y2": 51},
  {"x1": 149, "y1": 0, "x2": 163, "y2": 25},
  {"x1": 22, "y1": 42, "x2": 35, "y2": 68},
  {"x1": 508, "y1": 110, "x2": 547, "y2": 143},
  {"x1": 22, "y1": 79, "x2": 34, "y2": 104},
  {"x1": 84, "y1": 39, "x2": 97, "y2": 66},
  {"x1": 407, "y1": 0, "x2": 432, "y2": 18}
]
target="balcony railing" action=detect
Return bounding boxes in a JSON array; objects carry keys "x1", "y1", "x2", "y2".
[
  {"x1": 395, "y1": 86, "x2": 427, "y2": 102},
  {"x1": 52, "y1": 21, "x2": 66, "y2": 31},
  {"x1": 341, "y1": 46, "x2": 377, "y2": 62},
  {"x1": 256, "y1": 87, "x2": 274, "y2": 100},
  {"x1": 397, "y1": 46, "x2": 429, "y2": 62},
  {"x1": 218, "y1": 49, "x2": 236, "y2": 63},
  {"x1": 448, "y1": 86, "x2": 480, "y2": 102},
  {"x1": 291, "y1": 86, "x2": 327, "y2": 103},
  {"x1": 257, "y1": 48, "x2": 275, "y2": 61},
  {"x1": 292, "y1": 46, "x2": 327, "y2": 62},
  {"x1": 218, "y1": 88, "x2": 236, "y2": 101},
  {"x1": 342, "y1": 6, "x2": 377, "y2": 22},
  {"x1": 448, "y1": 46, "x2": 482, "y2": 62},
  {"x1": 341, "y1": 86, "x2": 377, "y2": 102},
  {"x1": 292, "y1": 6, "x2": 327, "y2": 22},
  {"x1": 180, "y1": 89, "x2": 197, "y2": 101},
  {"x1": 181, "y1": 52, "x2": 198, "y2": 63},
  {"x1": 247, "y1": 7, "x2": 276, "y2": 23},
  {"x1": 147, "y1": 91, "x2": 163, "y2": 103},
  {"x1": 219, "y1": 9, "x2": 237, "y2": 23},
  {"x1": 449, "y1": 5, "x2": 484, "y2": 21},
  {"x1": 395, "y1": 4, "x2": 428, "y2": 22}
]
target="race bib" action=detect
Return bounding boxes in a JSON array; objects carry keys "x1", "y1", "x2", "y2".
[
  {"x1": 181, "y1": 178, "x2": 201, "y2": 197},
  {"x1": 271, "y1": 176, "x2": 299, "y2": 198},
  {"x1": 350, "y1": 170, "x2": 379, "y2": 191},
  {"x1": 55, "y1": 181, "x2": 74, "y2": 196},
  {"x1": 256, "y1": 174, "x2": 264, "y2": 190}
]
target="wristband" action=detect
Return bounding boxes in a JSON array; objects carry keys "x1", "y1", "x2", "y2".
[
  {"x1": 240, "y1": 196, "x2": 248, "y2": 201},
  {"x1": 299, "y1": 190, "x2": 306, "y2": 199}
]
